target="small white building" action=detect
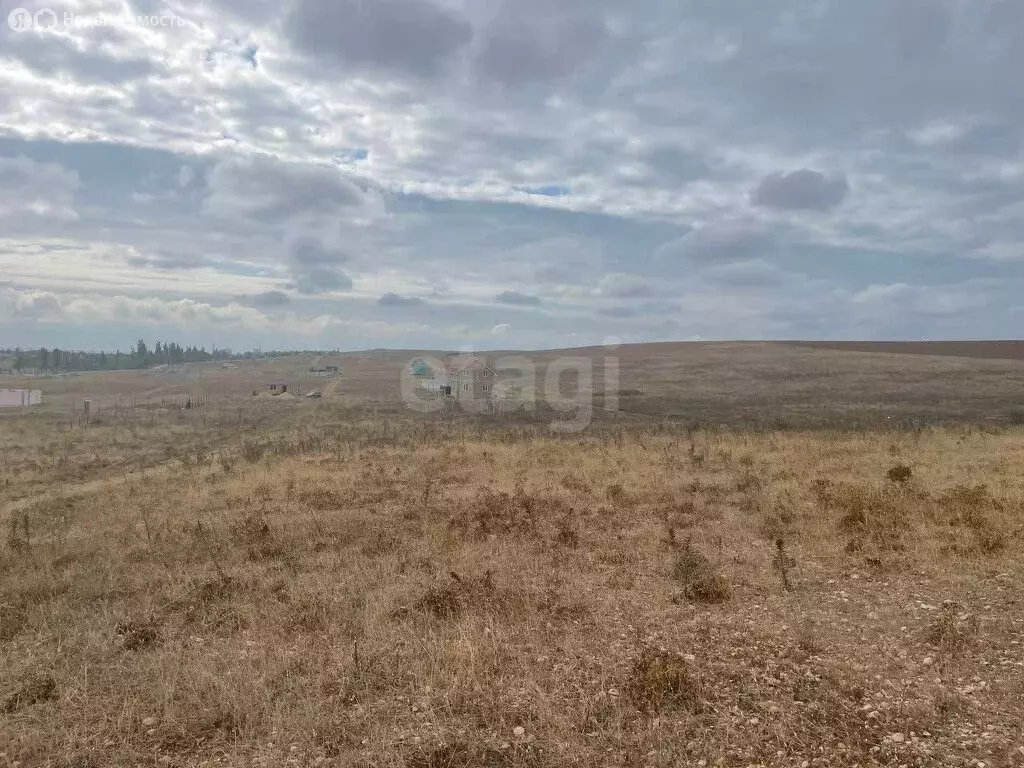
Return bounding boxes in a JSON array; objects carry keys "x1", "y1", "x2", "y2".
[
  {"x1": 0, "y1": 389, "x2": 42, "y2": 408},
  {"x1": 418, "y1": 370, "x2": 454, "y2": 395}
]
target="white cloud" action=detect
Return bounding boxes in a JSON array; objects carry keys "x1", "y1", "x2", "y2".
[{"x1": 0, "y1": 0, "x2": 1021, "y2": 347}]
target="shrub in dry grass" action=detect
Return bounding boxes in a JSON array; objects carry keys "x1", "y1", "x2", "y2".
[
  {"x1": 818, "y1": 479, "x2": 911, "y2": 552},
  {"x1": 553, "y1": 516, "x2": 580, "y2": 549},
  {"x1": 794, "y1": 619, "x2": 824, "y2": 656},
  {"x1": 671, "y1": 540, "x2": 708, "y2": 581},
  {"x1": 449, "y1": 488, "x2": 550, "y2": 539},
  {"x1": 688, "y1": 444, "x2": 705, "y2": 467},
  {"x1": 163, "y1": 572, "x2": 243, "y2": 635},
  {"x1": 943, "y1": 482, "x2": 992, "y2": 505},
  {"x1": 360, "y1": 528, "x2": 403, "y2": 558},
  {"x1": 560, "y1": 472, "x2": 590, "y2": 494},
  {"x1": 922, "y1": 601, "x2": 979, "y2": 656},
  {"x1": 402, "y1": 571, "x2": 508, "y2": 620},
  {"x1": 194, "y1": 573, "x2": 236, "y2": 604},
  {"x1": 229, "y1": 513, "x2": 285, "y2": 561},
  {"x1": 938, "y1": 484, "x2": 1007, "y2": 555},
  {"x1": 399, "y1": 570, "x2": 575, "y2": 626},
  {"x1": 239, "y1": 439, "x2": 264, "y2": 463},
  {"x1": 736, "y1": 470, "x2": 762, "y2": 493},
  {"x1": 886, "y1": 464, "x2": 913, "y2": 483},
  {"x1": 0, "y1": 601, "x2": 28, "y2": 642},
  {"x1": 6, "y1": 513, "x2": 31, "y2": 553},
  {"x1": 297, "y1": 486, "x2": 347, "y2": 510},
  {"x1": 404, "y1": 740, "x2": 546, "y2": 768},
  {"x1": 671, "y1": 539, "x2": 731, "y2": 604},
  {"x1": 115, "y1": 619, "x2": 161, "y2": 651},
  {"x1": 759, "y1": 505, "x2": 796, "y2": 541},
  {"x1": 772, "y1": 538, "x2": 796, "y2": 592},
  {"x1": 626, "y1": 648, "x2": 702, "y2": 713},
  {"x1": 252, "y1": 482, "x2": 275, "y2": 502},
  {"x1": 2, "y1": 673, "x2": 56, "y2": 713},
  {"x1": 286, "y1": 594, "x2": 332, "y2": 634},
  {"x1": 153, "y1": 705, "x2": 245, "y2": 754},
  {"x1": 682, "y1": 572, "x2": 731, "y2": 604}
]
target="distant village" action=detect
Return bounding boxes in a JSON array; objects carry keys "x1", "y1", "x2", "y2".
[{"x1": 254, "y1": 359, "x2": 341, "y2": 400}]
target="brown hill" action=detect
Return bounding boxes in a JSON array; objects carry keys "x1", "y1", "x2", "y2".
[{"x1": 782, "y1": 340, "x2": 1024, "y2": 361}]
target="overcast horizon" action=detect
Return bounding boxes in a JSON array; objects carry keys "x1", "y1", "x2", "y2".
[{"x1": 2, "y1": 0, "x2": 1023, "y2": 352}]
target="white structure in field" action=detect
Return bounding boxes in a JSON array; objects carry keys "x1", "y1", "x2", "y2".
[
  {"x1": 0, "y1": 389, "x2": 42, "y2": 407},
  {"x1": 414, "y1": 355, "x2": 496, "y2": 400}
]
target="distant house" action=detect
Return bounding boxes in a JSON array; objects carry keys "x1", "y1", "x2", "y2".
[
  {"x1": 309, "y1": 363, "x2": 341, "y2": 377},
  {"x1": 415, "y1": 355, "x2": 496, "y2": 399},
  {"x1": 447, "y1": 355, "x2": 496, "y2": 400},
  {"x1": 268, "y1": 381, "x2": 288, "y2": 394}
]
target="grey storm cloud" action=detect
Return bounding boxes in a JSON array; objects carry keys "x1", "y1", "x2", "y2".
[
  {"x1": 692, "y1": 0, "x2": 1024, "y2": 151},
  {"x1": 282, "y1": 0, "x2": 616, "y2": 91},
  {"x1": 203, "y1": 154, "x2": 365, "y2": 224},
  {"x1": 637, "y1": 145, "x2": 711, "y2": 185},
  {"x1": 378, "y1": 292, "x2": 425, "y2": 307},
  {"x1": 495, "y1": 290, "x2": 541, "y2": 306},
  {"x1": 476, "y1": 8, "x2": 610, "y2": 87},
  {"x1": 290, "y1": 239, "x2": 347, "y2": 266},
  {"x1": 752, "y1": 170, "x2": 850, "y2": 212},
  {"x1": 287, "y1": 238, "x2": 352, "y2": 295},
  {"x1": 947, "y1": 123, "x2": 1023, "y2": 158},
  {"x1": 292, "y1": 267, "x2": 353, "y2": 295},
  {"x1": 242, "y1": 290, "x2": 291, "y2": 308},
  {"x1": 284, "y1": 0, "x2": 472, "y2": 79}
]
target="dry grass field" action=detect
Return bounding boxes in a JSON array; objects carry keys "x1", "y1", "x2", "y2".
[
  {"x1": 7, "y1": 341, "x2": 1024, "y2": 428},
  {"x1": 785, "y1": 342, "x2": 1024, "y2": 362},
  {"x1": 3, "y1": 344, "x2": 1024, "y2": 767}
]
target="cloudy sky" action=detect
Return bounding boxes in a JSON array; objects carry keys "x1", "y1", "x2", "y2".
[{"x1": 1, "y1": 0, "x2": 1022, "y2": 352}]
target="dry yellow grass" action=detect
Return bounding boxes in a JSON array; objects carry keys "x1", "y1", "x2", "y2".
[{"x1": 3, "y1": 419, "x2": 1024, "y2": 767}]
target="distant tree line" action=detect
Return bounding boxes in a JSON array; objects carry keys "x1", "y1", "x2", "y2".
[
  {"x1": 0, "y1": 342, "x2": 340, "y2": 373},
  {"x1": 1, "y1": 340, "x2": 234, "y2": 373}
]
